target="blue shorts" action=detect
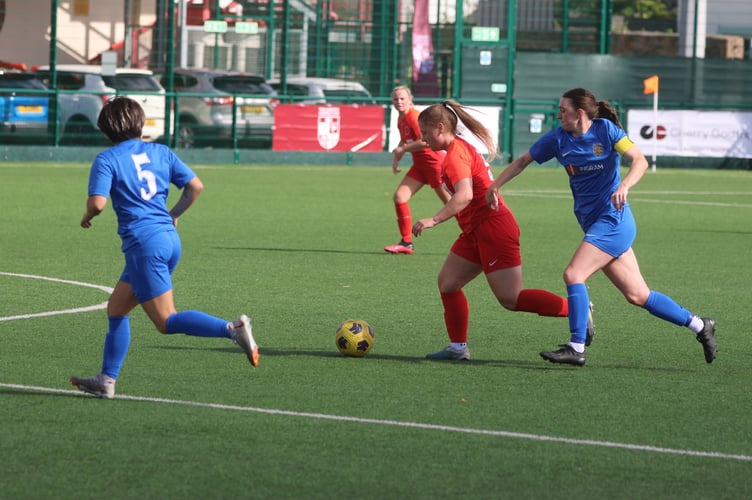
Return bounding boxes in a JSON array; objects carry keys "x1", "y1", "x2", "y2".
[
  {"x1": 120, "y1": 230, "x2": 181, "y2": 302},
  {"x1": 583, "y1": 205, "x2": 636, "y2": 258}
]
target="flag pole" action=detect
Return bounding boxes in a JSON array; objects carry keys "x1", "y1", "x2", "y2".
[
  {"x1": 652, "y1": 89, "x2": 658, "y2": 172},
  {"x1": 643, "y1": 74, "x2": 660, "y2": 172}
]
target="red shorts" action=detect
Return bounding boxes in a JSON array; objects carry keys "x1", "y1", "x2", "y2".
[
  {"x1": 450, "y1": 213, "x2": 522, "y2": 273},
  {"x1": 406, "y1": 162, "x2": 443, "y2": 189}
]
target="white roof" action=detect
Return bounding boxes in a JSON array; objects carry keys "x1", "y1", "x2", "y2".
[{"x1": 35, "y1": 64, "x2": 154, "y2": 75}]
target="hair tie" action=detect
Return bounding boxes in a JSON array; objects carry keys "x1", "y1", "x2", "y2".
[{"x1": 443, "y1": 102, "x2": 459, "y2": 121}]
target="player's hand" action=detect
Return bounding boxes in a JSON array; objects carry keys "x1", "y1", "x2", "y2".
[
  {"x1": 611, "y1": 185, "x2": 629, "y2": 210},
  {"x1": 392, "y1": 148, "x2": 404, "y2": 174},
  {"x1": 485, "y1": 186, "x2": 500, "y2": 211},
  {"x1": 80, "y1": 213, "x2": 93, "y2": 228},
  {"x1": 412, "y1": 217, "x2": 436, "y2": 237},
  {"x1": 391, "y1": 159, "x2": 401, "y2": 174}
]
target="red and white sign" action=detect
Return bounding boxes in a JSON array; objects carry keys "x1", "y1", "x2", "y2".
[
  {"x1": 388, "y1": 106, "x2": 500, "y2": 156},
  {"x1": 627, "y1": 110, "x2": 752, "y2": 158},
  {"x1": 273, "y1": 104, "x2": 385, "y2": 152}
]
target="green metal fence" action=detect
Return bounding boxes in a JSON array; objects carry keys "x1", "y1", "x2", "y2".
[{"x1": 3, "y1": 1, "x2": 751, "y2": 167}]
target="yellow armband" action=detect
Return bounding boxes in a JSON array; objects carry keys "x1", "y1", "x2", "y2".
[{"x1": 615, "y1": 136, "x2": 635, "y2": 155}]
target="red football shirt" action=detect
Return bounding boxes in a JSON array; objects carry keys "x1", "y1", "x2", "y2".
[{"x1": 442, "y1": 136, "x2": 511, "y2": 233}]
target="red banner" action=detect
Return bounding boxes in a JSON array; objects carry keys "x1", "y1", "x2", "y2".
[
  {"x1": 272, "y1": 104, "x2": 385, "y2": 152},
  {"x1": 412, "y1": 0, "x2": 439, "y2": 97}
]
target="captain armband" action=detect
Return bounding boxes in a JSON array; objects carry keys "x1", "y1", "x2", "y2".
[{"x1": 614, "y1": 136, "x2": 635, "y2": 154}]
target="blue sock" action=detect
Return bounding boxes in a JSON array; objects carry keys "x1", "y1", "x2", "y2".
[
  {"x1": 101, "y1": 316, "x2": 131, "y2": 380},
  {"x1": 567, "y1": 283, "x2": 589, "y2": 344},
  {"x1": 165, "y1": 310, "x2": 231, "y2": 338},
  {"x1": 643, "y1": 290, "x2": 693, "y2": 326}
]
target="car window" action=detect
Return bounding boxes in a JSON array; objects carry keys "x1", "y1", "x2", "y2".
[
  {"x1": 103, "y1": 74, "x2": 162, "y2": 92},
  {"x1": 0, "y1": 74, "x2": 47, "y2": 90},
  {"x1": 271, "y1": 84, "x2": 310, "y2": 97},
  {"x1": 212, "y1": 76, "x2": 273, "y2": 95},
  {"x1": 160, "y1": 74, "x2": 198, "y2": 90},
  {"x1": 35, "y1": 71, "x2": 86, "y2": 90},
  {"x1": 185, "y1": 75, "x2": 199, "y2": 87},
  {"x1": 322, "y1": 89, "x2": 372, "y2": 101}
]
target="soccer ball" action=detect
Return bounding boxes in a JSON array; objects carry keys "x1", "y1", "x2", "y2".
[{"x1": 335, "y1": 319, "x2": 374, "y2": 357}]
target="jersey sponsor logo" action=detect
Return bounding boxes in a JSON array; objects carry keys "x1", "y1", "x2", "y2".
[
  {"x1": 580, "y1": 163, "x2": 605, "y2": 172},
  {"x1": 565, "y1": 163, "x2": 604, "y2": 176},
  {"x1": 317, "y1": 107, "x2": 341, "y2": 150}
]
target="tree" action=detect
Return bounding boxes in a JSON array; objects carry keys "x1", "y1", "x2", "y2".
[{"x1": 613, "y1": 0, "x2": 673, "y2": 19}]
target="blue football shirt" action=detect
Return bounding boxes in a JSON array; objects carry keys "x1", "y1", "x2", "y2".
[
  {"x1": 529, "y1": 118, "x2": 633, "y2": 231},
  {"x1": 87, "y1": 139, "x2": 196, "y2": 251}
]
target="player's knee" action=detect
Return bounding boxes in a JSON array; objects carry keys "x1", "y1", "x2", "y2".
[
  {"x1": 153, "y1": 319, "x2": 170, "y2": 334},
  {"x1": 498, "y1": 295, "x2": 517, "y2": 311},
  {"x1": 562, "y1": 267, "x2": 578, "y2": 285},
  {"x1": 624, "y1": 290, "x2": 649, "y2": 307},
  {"x1": 437, "y1": 277, "x2": 461, "y2": 294}
]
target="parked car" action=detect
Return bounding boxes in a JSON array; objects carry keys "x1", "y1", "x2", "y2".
[
  {"x1": 268, "y1": 77, "x2": 373, "y2": 104},
  {"x1": 159, "y1": 68, "x2": 276, "y2": 149},
  {"x1": 0, "y1": 70, "x2": 49, "y2": 143},
  {"x1": 34, "y1": 64, "x2": 166, "y2": 145}
]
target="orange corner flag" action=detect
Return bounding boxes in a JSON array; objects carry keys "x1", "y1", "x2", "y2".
[{"x1": 643, "y1": 75, "x2": 659, "y2": 95}]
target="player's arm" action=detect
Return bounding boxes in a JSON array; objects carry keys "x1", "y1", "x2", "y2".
[
  {"x1": 399, "y1": 138, "x2": 431, "y2": 154},
  {"x1": 81, "y1": 195, "x2": 108, "y2": 228},
  {"x1": 392, "y1": 138, "x2": 426, "y2": 172},
  {"x1": 486, "y1": 151, "x2": 534, "y2": 210},
  {"x1": 169, "y1": 176, "x2": 204, "y2": 227},
  {"x1": 612, "y1": 138, "x2": 648, "y2": 210},
  {"x1": 412, "y1": 177, "x2": 472, "y2": 236}
]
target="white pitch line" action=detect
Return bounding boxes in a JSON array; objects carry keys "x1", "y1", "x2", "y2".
[
  {"x1": 505, "y1": 189, "x2": 752, "y2": 196},
  {"x1": 2, "y1": 382, "x2": 750, "y2": 463},
  {"x1": 0, "y1": 272, "x2": 112, "y2": 322},
  {"x1": 504, "y1": 191, "x2": 752, "y2": 208}
]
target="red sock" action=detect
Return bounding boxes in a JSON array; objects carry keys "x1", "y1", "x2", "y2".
[
  {"x1": 441, "y1": 290, "x2": 469, "y2": 342},
  {"x1": 514, "y1": 289, "x2": 568, "y2": 317},
  {"x1": 395, "y1": 202, "x2": 412, "y2": 244}
]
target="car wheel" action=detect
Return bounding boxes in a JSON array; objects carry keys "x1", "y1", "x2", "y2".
[
  {"x1": 177, "y1": 121, "x2": 198, "y2": 149},
  {"x1": 62, "y1": 119, "x2": 98, "y2": 146}
]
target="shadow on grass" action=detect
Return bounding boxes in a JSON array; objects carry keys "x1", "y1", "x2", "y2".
[
  {"x1": 146, "y1": 343, "x2": 698, "y2": 373},
  {"x1": 0, "y1": 388, "x2": 77, "y2": 398},
  {"x1": 147, "y1": 344, "x2": 560, "y2": 370},
  {"x1": 212, "y1": 245, "x2": 448, "y2": 257}
]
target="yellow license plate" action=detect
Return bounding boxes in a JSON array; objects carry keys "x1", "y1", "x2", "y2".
[
  {"x1": 242, "y1": 106, "x2": 264, "y2": 114},
  {"x1": 145, "y1": 119, "x2": 157, "y2": 126},
  {"x1": 17, "y1": 106, "x2": 43, "y2": 114}
]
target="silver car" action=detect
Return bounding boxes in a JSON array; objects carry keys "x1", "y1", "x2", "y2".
[
  {"x1": 268, "y1": 77, "x2": 373, "y2": 104},
  {"x1": 34, "y1": 64, "x2": 166, "y2": 145},
  {"x1": 160, "y1": 68, "x2": 276, "y2": 148}
]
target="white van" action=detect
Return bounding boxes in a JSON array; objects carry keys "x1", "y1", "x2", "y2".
[{"x1": 34, "y1": 65, "x2": 166, "y2": 144}]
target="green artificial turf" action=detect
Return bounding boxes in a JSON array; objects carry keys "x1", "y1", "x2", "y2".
[{"x1": 1, "y1": 162, "x2": 750, "y2": 499}]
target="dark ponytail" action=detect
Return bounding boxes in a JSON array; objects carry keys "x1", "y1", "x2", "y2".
[{"x1": 562, "y1": 87, "x2": 623, "y2": 129}]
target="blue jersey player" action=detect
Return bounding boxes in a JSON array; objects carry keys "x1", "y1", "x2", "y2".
[
  {"x1": 71, "y1": 96, "x2": 259, "y2": 399},
  {"x1": 486, "y1": 87, "x2": 716, "y2": 367}
]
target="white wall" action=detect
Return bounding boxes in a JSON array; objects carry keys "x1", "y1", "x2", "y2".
[
  {"x1": 706, "y1": 0, "x2": 752, "y2": 36},
  {"x1": 0, "y1": 0, "x2": 155, "y2": 68},
  {"x1": 0, "y1": 1, "x2": 57, "y2": 67}
]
